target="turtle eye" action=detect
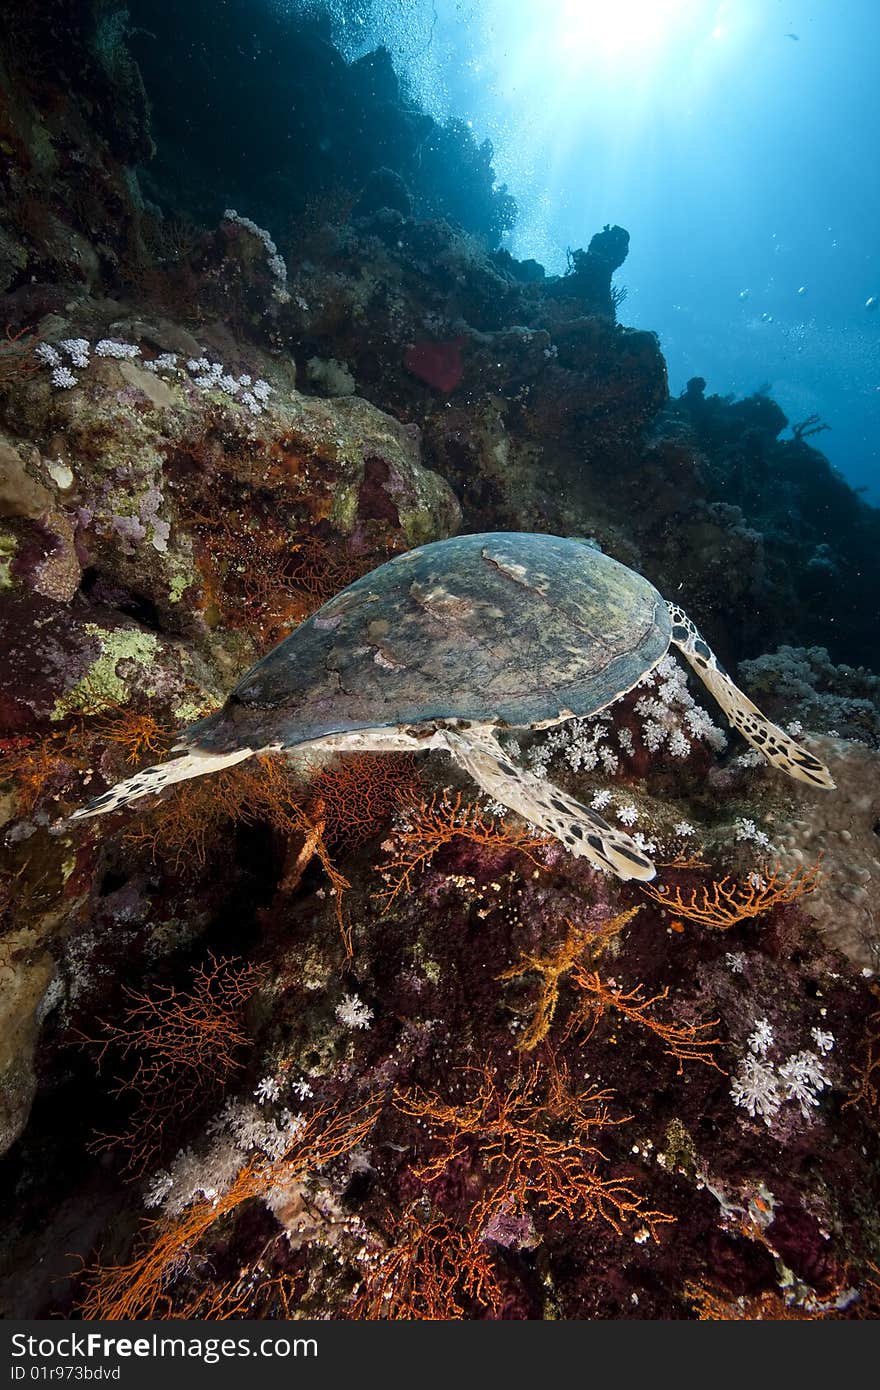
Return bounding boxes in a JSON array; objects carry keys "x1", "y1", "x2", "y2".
[{"x1": 228, "y1": 685, "x2": 265, "y2": 709}]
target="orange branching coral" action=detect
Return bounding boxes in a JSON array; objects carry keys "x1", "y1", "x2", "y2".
[
  {"x1": 309, "y1": 752, "x2": 421, "y2": 850},
  {"x1": 123, "y1": 753, "x2": 350, "y2": 938},
  {"x1": 182, "y1": 501, "x2": 312, "y2": 644},
  {"x1": 0, "y1": 323, "x2": 40, "y2": 385},
  {"x1": 78, "y1": 1096, "x2": 383, "y2": 1320},
  {"x1": 179, "y1": 1270, "x2": 305, "y2": 1320},
  {"x1": 123, "y1": 759, "x2": 269, "y2": 872},
  {"x1": 350, "y1": 1203, "x2": 503, "y2": 1320},
  {"x1": 0, "y1": 703, "x2": 202, "y2": 814},
  {"x1": 80, "y1": 954, "x2": 266, "y2": 1176},
  {"x1": 286, "y1": 534, "x2": 395, "y2": 605},
  {"x1": 843, "y1": 995, "x2": 880, "y2": 1113},
  {"x1": 93, "y1": 708, "x2": 175, "y2": 763},
  {"x1": 498, "y1": 908, "x2": 639, "y2": 1050},
  {"x1": 566, "y1": 968, "x2": 723, "y2": 1073},
  {"x1": 374, "y1": 789, "x2": 547, "y2": 912},
  {"x1": 183, "y1": 495, "x2": 394, "y2": 645},
  {"x1": 396, "y1": 1059, "x2": 672, "y2": 1239},
  {"x1": 640, "y1": 860, "x2": 822, "y2": 929},
  {"x1": 0, "y1": 726, "x2": 89, "y2": 814},
  {"x1": 683, "y1": 1280, "x2": 834, "y2": 1321},
  {"x1": 0, "y1": 735, "x2": 61, "y2": 814},
  {"x1": 142, "y1": 214, "x2": 203, "y2": 266},
  {"x1": 858, "y1": 1264, "x2": 880, "y2": 1318}
]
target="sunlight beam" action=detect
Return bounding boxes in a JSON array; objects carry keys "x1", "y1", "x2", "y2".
[{"x1": 555, "y1": 0, "x2": 697, "y2": 62}]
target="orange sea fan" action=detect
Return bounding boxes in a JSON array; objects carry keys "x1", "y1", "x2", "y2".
[
  {"x1": 640, "y1": 859, "x2": 822, "y2": 929},
  {"x1": 349, "y1": 1203, "x2": 504, "y2": 1320},
  {"x1": 78, "y1": 1096, "x2": 382, "y2": 1320},
  {"x1": 0, "y1": 726, "x2": 91, "y2": 814},
  {"x1": 566, "y1": 969, "x2": 724, "y2": 1073},
  {"x1": 79, "y1": 953, "x2": 266, "y2": 1177},
  {"x1": 373, "y1": 789, "x2": 547, "y2": 912},
  {"x1": 843, "y1": 994, "x2": 880, "y2": 1113},
  {"x1": 122, "y1": 753, "x2": 351, "y2": 947},
  {"x1": 682, "y1": 1280, "x2": 832, "y2": 1321},
  {"x1": 309, "y1": 751, "x2": 421, "y2": 850},
  {"x1": 396, "y1": 1058, "x2": 672, "y2": 1240},
  {"x1": 498, "y1": 908, "x2": 639, "y2": 1051},
  {"x1": 0, "y1": 323, "x2": 40, "y2": 385},
  {"x1": 93, "y1": 708, "x2": 175, "y2": 763}
]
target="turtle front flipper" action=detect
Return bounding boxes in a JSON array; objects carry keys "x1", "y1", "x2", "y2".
[
  {"x1": 66, "y1": 745, "x2": 256, "y2": 821},
  {"x1": 439, "y1": 726, "x2": 657, "y2": 881},
  {"x1": 667, "y1": 605, "x2": 835, "y2": 790}
]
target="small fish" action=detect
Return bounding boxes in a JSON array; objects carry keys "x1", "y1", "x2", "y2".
[
  {"x1": 738, "y1": 288, "x2": 750, "y2": 300},
  {"x1": 785, "y1": 32, "x2": 799, "y2": 41},
  {"x1": 867, "y1": 296, "x2": 878, "y2": 312}
]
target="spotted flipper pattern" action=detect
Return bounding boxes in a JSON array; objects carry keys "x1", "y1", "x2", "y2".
[
  {"x1": 667, "y1": 605, "x2": 835, "y2": 790},
  {"x1": 439, "y1": 726, "x2": 656, "y2": 881},
  {"x1": 66, "y1": 745, "x2": 256, "y2": 821}
]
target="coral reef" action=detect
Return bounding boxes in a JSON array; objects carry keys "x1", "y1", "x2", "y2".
[
  {"x1": 668, "y1": 380, "x2": 880, "y2": 667},
  {"x1": 127, "y1": 0, "x2": 516, "y2": 249},
  {"x1": 0, "y1": 0, "x2": 878, "y2": 1324},
  {"x1": 771, "y1": 735, "x2": 880, "y2": 972},
  {"x1": 738, "y1": 645, "x2": 880, "y2": 747}
]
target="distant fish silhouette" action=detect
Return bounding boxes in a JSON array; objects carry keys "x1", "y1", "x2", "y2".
[{"x1": 785, "y1": 32, "x2": 799, "y2": 40}]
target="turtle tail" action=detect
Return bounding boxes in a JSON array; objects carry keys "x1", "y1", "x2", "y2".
[{"x1": 667, "y1": 605, "x2": 835, "y2": 790}]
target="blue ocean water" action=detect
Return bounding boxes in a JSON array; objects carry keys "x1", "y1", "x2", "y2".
[{"x1": 299, "y1": 0, "x2": 880, "y2": 502}]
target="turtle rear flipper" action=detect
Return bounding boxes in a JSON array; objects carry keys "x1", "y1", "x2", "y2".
[
  {"x1": 440, "y1": 726, "x2": 657, "y2": 881},
  {"x1": 668, "y1": 606, "x2": 835, "y2": 790}
]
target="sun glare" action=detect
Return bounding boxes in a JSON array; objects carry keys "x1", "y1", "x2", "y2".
[
  {"x1": 558, "y1": 0, "x2": 697, "y2": 58},
  {"x1": 553, "y1": 0, "x2": 700, "y2": 64}
]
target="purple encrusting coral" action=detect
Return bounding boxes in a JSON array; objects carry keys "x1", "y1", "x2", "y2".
[{"x1": 0, "y1": 0, "x2": 878, "y2": 1325}]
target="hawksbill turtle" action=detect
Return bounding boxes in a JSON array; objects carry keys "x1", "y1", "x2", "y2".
[{"x1": 69, "y1": 532, "x2": 834, "y2": 880}]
